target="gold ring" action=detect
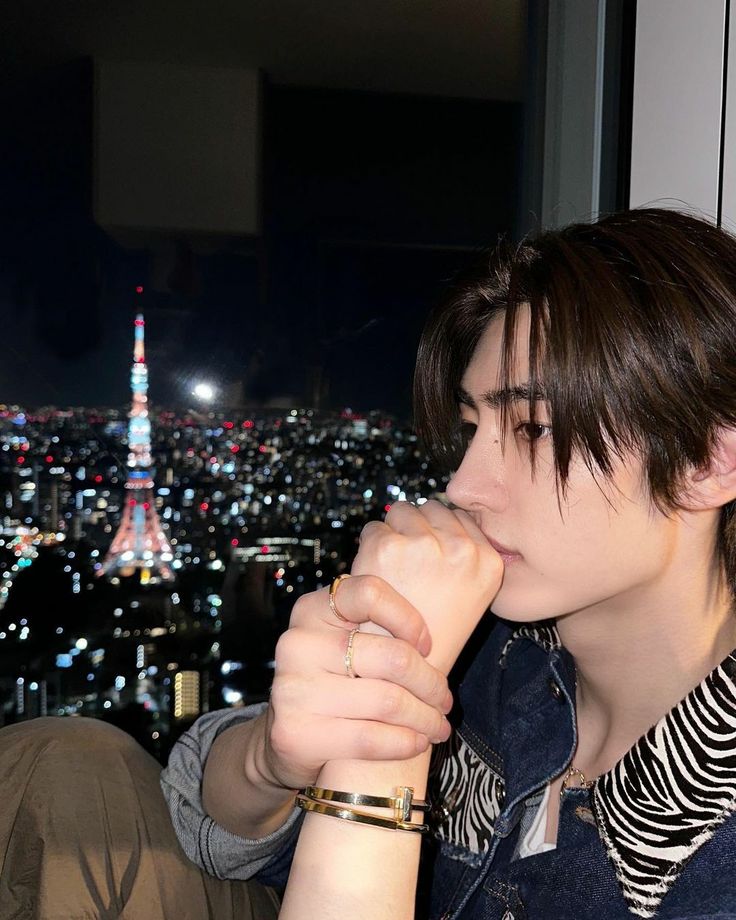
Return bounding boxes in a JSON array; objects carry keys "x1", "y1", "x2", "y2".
[
  {"x1": 344, "y1": 627, "x2": 360, "y2": 678},
  {"x1": 329, "y1": 574, "x2": 352, "y2": 622}
]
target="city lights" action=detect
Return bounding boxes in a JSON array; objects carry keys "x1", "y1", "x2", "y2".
[{"x1": 0, "y1": 383, "x2": 444, "y2": 731}]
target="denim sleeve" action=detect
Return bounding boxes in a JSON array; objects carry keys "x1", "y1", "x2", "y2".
[{"x1": 160, "y1": 705, "x2": 302, "y2": 884}]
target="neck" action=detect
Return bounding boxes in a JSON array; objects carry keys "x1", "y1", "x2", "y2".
[{"x1": 557, "y1": 561, "x2": 736, "y2": 778}]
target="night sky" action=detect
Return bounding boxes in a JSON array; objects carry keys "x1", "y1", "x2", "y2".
[{"x1": 0, "y1": 74, "x2": 521, "y2": 417}]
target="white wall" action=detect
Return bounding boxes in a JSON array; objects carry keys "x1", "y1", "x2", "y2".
[{"x1": 629, "y1": 0, "x2": 728, "y2": 223}]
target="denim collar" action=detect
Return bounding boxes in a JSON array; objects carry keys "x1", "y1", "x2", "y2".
[{"x1": 504, "y1": 625, "x2": 736, "y2": 918}]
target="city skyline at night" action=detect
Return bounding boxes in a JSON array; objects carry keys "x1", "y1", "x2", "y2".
[{"x1": 0, "y1": 386, "x2": 446, "y2": 755}]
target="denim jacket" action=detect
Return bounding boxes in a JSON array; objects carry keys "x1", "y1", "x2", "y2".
[{"x1": 162, "y1": 618, "x2": 736, "y2": 919}]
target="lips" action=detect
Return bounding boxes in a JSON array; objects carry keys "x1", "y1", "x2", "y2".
[{"x1": 486, "y1": 536, "x2": 522, "y2": 558}]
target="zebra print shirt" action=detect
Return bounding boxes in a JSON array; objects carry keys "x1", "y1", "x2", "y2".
[
  {"x1": 431, "y1": 625, "x2": 736, "y2": 918},
  {"x1": 592, "y1": 651, "x2": 736, "y2": 918}
]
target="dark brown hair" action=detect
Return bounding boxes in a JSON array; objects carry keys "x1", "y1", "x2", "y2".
[{"x1": 414, "y1": 208, "x2": 736, "y2": 593}]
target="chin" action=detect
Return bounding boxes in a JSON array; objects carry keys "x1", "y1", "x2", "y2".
[{"x1": 490, "y1": 586, "x2": 564, "y2": 624}]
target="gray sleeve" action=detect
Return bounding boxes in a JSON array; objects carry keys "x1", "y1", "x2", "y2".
[{"x1": 160, "y1": 704, "x2": 303, "y2": 881}]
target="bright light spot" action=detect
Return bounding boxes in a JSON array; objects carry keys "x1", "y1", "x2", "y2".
[
  {"x1": 75, "y1": 637, "x2": 88, "y2": 650},
  {"x1": 193, "y1": 382, "x2": 215, "y2": 401},
  {"x1": 223, "y1": 688, "x2": 243, "y2": 705},
  {"x1": 103, "y1": 700, "x2": 112, "y2": 709}
]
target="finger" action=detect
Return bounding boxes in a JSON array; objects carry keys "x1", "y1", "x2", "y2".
[
  {"x1": 383, "y1": 500, "x2": 431, "y2": 536},
  {"x1": 416, "y1": 498, "x2": 472, "y2": 536},
  {"x1": 268, "y1": 710, "x2": 431, "y2": 773},
  {"x1": 303, "y1": 718, "x2": 432, "y2": 762},
  {"x1": 449, "y1": 507, "x2": 493, "y2": 546},
  {"x1": 313, "y1": 674, "x2": 450, "y2": 744},
  {"x1": 277, "y1": 627, "x2": 451, "y2": 712},
  {"x1": 324, "y1": 575, "x2": 433, "y2": 654},
  {"x1": 346, "y1": 631, "x2": 452, "y2": 713},
  {"x1": 358, "y1": 519, "x2": 389, "y2": 543}
]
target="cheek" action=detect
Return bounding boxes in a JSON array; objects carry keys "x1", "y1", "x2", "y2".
[
  {"x1": 493, "y1": 468, "x2": 666, "y2": 620},
  {"x1": 526, "y1": 468, "x2": 649, "y2": 569}
]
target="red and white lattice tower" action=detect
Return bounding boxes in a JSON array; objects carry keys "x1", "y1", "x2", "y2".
[{"x1": 101, "y1": 314, "x2": 174, "y2": 583}]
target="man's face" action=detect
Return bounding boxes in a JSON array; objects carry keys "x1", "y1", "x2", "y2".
[{"x1": 445, "y1": 308, "x2": 683, "y2": 623}]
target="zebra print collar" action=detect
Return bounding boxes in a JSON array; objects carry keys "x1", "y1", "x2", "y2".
[
  {"x1": 503, "y1": 624, "x2": 736, "y2": 917},
  {"x1": 591, "y1": 650, "x2": 736, "y2": 918},
  {"x1": 498, "y1": 622, "x2": 561, "y2": 665}
]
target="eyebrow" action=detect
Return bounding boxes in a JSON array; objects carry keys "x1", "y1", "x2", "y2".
[{"x1": 457, "y1": 382, "x2": 548, "y2": 410}]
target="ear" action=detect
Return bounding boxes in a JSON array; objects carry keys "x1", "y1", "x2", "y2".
[{"x1": 681, "y1": 427, "x2": 736, "y2": 511}]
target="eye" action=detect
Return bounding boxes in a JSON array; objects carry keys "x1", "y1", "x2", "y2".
[{"x1": 514, "y1": 422, "x2": 552, "y2": 442}]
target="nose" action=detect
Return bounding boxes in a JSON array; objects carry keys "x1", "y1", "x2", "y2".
[{"x1": 445, "y1": 428, "x2": 509, "y2": 514}]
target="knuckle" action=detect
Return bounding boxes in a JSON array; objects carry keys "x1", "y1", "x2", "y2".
[
  {"x1": 427, "y1": 671, "x2": 446, "y2": 704},
  {"x1": 355, "y1": 574, "x2": 385, "y2": 609},
  {"x1": 379, "y1": 688, "x2": 404, "y2": 719},
  {"x1": 269, "y1": 673, "x2": 296, "y2": 709},
  {"x1": 445, "y1": 532, "x2": 473, "y2": 562},
  {"x1": 288, "y1": 593, "x2": 313, "y2": 627},
  {"x1": 268, "y1": 716, "x2": 297, "y2": 759},
  {"x1": 359, "y1": 520, "x2": 382, "y2": 541},
  {"x1": 373, "y1": 532, "x2": 401, "y2": 564},
  {"x1": 274, "y1": 629, "x2": 298, "y2": 667},
  {"x1": 355, "y1": 727, "x2": 381, "y2": 760},
  {"x1": 480, "y1": 546, "x2": 504, "y2": 580},
  {"x1": 388, "y1": 641, "x2": 412, "y2": 678}
]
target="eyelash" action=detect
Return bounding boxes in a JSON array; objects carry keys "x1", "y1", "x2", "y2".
[
  {"x1": 514, "y1": 422, "x2": 553, "y2": 442},
  {"x1": 458, "y1": 420, "x2": 553, "y2": 447}
]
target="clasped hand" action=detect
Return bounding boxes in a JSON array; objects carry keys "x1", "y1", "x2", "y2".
[{"x1": 263, "y1": 500, "x2": 503, "y2": 791}]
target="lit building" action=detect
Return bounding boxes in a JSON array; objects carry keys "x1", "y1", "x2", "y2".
[
  {"x1": 173, "y1": 670, "x2": 201, "y2": 721},
  {"x1": 101, "y1": 314, "x2": 174, "y2": 583}
]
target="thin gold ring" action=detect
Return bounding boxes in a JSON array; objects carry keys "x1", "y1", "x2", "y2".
[
  {"x1": 344, "y1": 627, "x2": 360, "y2": 678},
  {"x1": 329, "y1": 573, "x2": 352, "y2": 622}
]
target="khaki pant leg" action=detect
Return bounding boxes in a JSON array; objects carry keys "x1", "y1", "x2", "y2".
[{"x1": 0, "y1": 717, "x2": 280, "y2": 920}]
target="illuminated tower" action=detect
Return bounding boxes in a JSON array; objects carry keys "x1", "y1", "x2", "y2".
[{"x1": 101, "y1": 314, "x2": 174, "y2": 583}]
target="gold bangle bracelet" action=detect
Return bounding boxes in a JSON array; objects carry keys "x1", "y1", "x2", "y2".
[
  {"x1": 303, "y1": 785, "x2": 429, "y2": 821},
  {"x1": 295, "y1": 793, "x2": 429, "y2": 833}
]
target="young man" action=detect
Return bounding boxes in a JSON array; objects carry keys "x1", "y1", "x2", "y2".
[{"x1": 163, "y1": 209, "x2": 736, "y2": 919}]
